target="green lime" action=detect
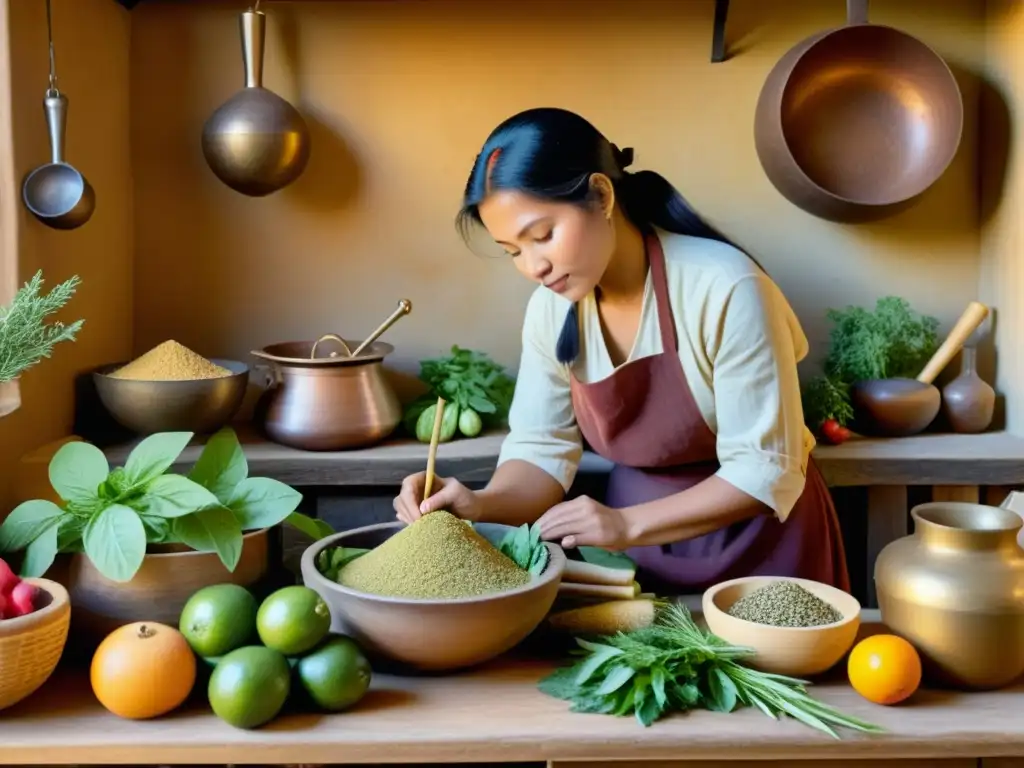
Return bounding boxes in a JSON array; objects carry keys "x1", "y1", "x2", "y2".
[
  {"x1": 179, "y1": 584, "x2": 258, "y2": 658},
  {"x1": 256, "y1": 586, "x2": 331, "y2": 656},
  {"x1": 208, "y1": 645, "x2": 291, "y2": 729},
  {"x1": 296, "y1": 635, "x2": 372, "y2": 712}
]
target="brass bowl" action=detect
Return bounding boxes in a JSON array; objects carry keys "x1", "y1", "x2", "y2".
[
  {"x1": 300, "y1": 522, "x2": 566, "y2": 672},
  {"x1": 702, "y1": 576, "x2": 862, "y2": 677},
  {"x1": 92, "y1": 359, "x2": 249, "y2": 435}
]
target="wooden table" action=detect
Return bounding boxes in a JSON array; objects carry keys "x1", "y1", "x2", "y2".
[{"x1": 1, "y1": 614, "x2": 1023, "y2": 766}]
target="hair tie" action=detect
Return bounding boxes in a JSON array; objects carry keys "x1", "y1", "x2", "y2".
[{"x1": 611, "y1": 144, "x2": 634, "y2": 170}]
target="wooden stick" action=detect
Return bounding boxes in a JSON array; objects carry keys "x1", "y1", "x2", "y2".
[
  {"x1": 422, "y1": 396, "x2": 446, "y2": 502},
  {"x1": 558, "y1": 581, "x2": 640, "y2": 600}
]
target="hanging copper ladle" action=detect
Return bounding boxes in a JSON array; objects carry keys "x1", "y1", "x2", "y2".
[{"x1": 22, "y1": 0, "x2": 95, "y2": 230}]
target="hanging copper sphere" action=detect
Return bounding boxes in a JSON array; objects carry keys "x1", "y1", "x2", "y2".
[{"x1": 201, "y1": 8, "x2": 311, "y2": 197}]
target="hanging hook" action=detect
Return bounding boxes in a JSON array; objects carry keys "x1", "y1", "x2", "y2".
[
  {"x1": 253, "y1": 0, "x2": 262, "y2": 11},
  {"x1": 44, "y1": 0, "x2": 58, "y2": 96}
]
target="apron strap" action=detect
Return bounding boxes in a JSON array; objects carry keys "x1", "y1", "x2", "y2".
[{"x1": 646, "y1": 233, "x2": 678, "y2": 352}]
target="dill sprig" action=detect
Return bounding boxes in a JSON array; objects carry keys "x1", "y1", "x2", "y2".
[
  {"x1": 0, "y1": 270, "x2": 84, "y2": 383},
  {"x1": 538, "y1": 603, "x2": 884, "y2": 739}
]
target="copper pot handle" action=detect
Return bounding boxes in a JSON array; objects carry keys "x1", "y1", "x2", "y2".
[
  {"x1": 310, "y1": 333, "x2": 353, "y2": 359},
  {"x1": 847, "y1": 0, "x2": 868, "y2": 25}
]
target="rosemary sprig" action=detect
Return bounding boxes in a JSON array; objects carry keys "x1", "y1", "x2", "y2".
[
  {"x1": 0, "y1": 270, "x2": 83, "y2": 383},
  {"x1": 538, "y1": 603, "x2": 884, "y2": 739}
]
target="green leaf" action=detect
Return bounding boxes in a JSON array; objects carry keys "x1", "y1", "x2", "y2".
[
  {"x1": 286, "y1": 512, "x2": 333, "y2": 540},
  {"x1": 0, "y1": 500, "x2": 63, "y2": 552},
  {"x1": 578, "y1": 546, "x2": 636, "y2": 571},
  {"x1": 573, "y1": 641, "x2": 622, "y2": 686},
  {"x1": 188, "y1": 427, "x2": 248, "y2": 504},
  {"x1": 123, "y1": 432, "x2": 194, "y2": 488},
  {"x1": 468, "y1": 395, "x2": 497, "y2": 414},
  {"x1": 596, "y1": 664, "x2": 636, "y2": 695},
  {"x1": 140, "y1": 515, "x2": 171, "y2": 543},
  {"x1": 706, "y1": 667, "x2": 739, "y2": 712},
  {"x1": 56, "y1": 515, "x2": 86, "y2": 552},
  {"x1": 228, "y1": 477, "x2": 302, "y2": 530},
  {"x1": 83, "y1": 503, "x2": 147, "y2": 582},
  {"x1": 20, "y1": 521, "x2": 59, "y2": 577},
  {"x1": 172, "y1": 507, "x2": 243, "y2": 572},
  {"x1": 48, "y1": 441, "x2": 109, "y2": 504},
  {"x1": 140, "y1": 474, "x2": 221, "y2": 518}
]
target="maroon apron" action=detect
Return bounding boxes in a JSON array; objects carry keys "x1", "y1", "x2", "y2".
[{"x1": 569, "y1": 234, "x2": 850, "y2": 594}]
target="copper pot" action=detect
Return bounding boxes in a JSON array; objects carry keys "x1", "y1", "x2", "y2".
[
  {"x1": 874, "y1": 502, "x2": 1024, "y2": 690},
  {"x1": 252, "y1": 336, "x2": 401, "y2": 451}
]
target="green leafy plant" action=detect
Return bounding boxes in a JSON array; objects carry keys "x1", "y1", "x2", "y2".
[
  {"x1": 801, "y1": 296, "x2": 939, "y2": 432},
  {"x1": 539, "y1": 603, "x2": 884, "y2": 738},
  {"x1": 0, "y1": 270, "x2": 84, "y2": 383},
  {"x1": 315, "y1": 546, "x2": 368, "y2": 582},
  {"x1": 0, "y1": 427, "x2": 325, "y2": 582},
  {"x1": 402, "y1": 346, "x2": 517, "y2": 440},
  {"x1": 498, "y1": 522, "x2": 549, "y2": 576}
]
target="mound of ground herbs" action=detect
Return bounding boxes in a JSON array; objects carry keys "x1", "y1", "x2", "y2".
[
  {"x1": 337, "y1": 511, "x2": 531, "y2": 599},
  {"x1": 726, "y1": 581, "x2": 843, "y2": 628},
  {"x1": 111, "y1": 340, "x2": 232, "y2": 381}
]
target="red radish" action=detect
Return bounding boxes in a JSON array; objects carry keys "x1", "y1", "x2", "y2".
[
  {"x1": 0, "y1": 592, "x2": 7, "y2": 620},
  {"x1": 8, "y1": 581, "x2": 37, "y2": 617},
  {"x1": 820, "y1": 419, "x2": 852, "y2": 445},
  {"x1": 0, "y1": 557, "x2": 18, "y2": 596}
]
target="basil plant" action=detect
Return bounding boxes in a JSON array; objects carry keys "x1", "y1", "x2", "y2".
[{"x1": 0, "y1": 427, "x2": 332, "y2": 582}]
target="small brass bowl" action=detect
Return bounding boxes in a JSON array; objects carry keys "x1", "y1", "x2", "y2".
[{"x1": 93, "y1": 359, "x2": 249, "y2": 435}]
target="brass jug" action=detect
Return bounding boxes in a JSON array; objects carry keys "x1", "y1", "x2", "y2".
[
  {"x1": 251, "y1": 336, "x2": 401, "y2": 451},
  {"x1": 874, "y1": 501, "x2": 1024, "y2": 690}
]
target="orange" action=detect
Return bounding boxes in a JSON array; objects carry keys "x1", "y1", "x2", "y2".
[
  {"x1": 847, "y1": 633, "x2": 922, "y2": 705},
  {"x1": 90, "y1": 621, "x2": 197, "y2": 719}
]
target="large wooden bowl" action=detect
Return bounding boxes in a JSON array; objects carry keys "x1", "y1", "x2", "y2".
[
  {"x1": 702, "y1": 576, "x2": 861, "y2": 677},
  {"x1": 300, "y1": 521, "x2": 566, "y2": 672}
]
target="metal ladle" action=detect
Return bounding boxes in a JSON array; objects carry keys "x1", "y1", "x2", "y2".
[
  {"x1": 21, "y1": 0, "x2": 94, "y2": 231},
  {"x1": 309, "y1": 299, "x2": 413, "y2": 360}
]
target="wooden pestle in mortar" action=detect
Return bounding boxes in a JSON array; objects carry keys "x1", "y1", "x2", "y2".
[{"x1": 851, "y1": 301, "x2": 990, "y2": 437}]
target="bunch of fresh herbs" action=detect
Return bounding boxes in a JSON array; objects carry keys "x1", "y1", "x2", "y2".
[
  {"x1": 0, "y1": 270, "x2": 84, "y2": 383},
  {"x1": 497, "y1": 521, "x2": 549, "y2": 575},
  {"x1": 0, "y1": 427, "x2": 326, "y2": 583},
  {"x1": 802, "y1": 296, "x2": 939, "y2": 432},
  {"x1": 402, "y1": 345, "x2": 516, "y2": 435},
  {"x1": 538, "y1": 603, "x2": 884, "y2": 738}
]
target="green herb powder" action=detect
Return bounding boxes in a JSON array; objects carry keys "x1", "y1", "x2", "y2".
[
  {"x1": 337, "y1": 511, "x2": 531, "y2": 599},
  {"x1": 726, "y1": 581, "x2": 843, "y2": 628}
]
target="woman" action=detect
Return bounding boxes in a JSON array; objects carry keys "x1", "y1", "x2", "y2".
[{"x1": 394, "y1": 107, "x2": 849, "y2": 593}]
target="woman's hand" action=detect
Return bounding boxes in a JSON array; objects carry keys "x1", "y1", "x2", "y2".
[
  {"x1": 537, "y1": 495, "x2": 632, "y2": 550},
  {"x1": 393, "y1": 472, "x2": 483, "y2": 525}
]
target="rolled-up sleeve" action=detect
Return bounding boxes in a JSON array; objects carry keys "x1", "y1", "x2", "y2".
[
  {"x1": 496, "y1": 290, "x2": 583, "y2": 492},
  {"x1": 710, "y1": 274, "x2": 808, "y2": 521}
]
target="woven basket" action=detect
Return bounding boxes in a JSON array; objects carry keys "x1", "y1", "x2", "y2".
[{"x1": 0, "y1": 578, "x2": 70, "y2": 711}]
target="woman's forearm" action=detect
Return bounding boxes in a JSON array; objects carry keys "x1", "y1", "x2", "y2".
[
  {"x1": 474, "y1": 459, "x2": 565, "y2": 526},
  {"x1": 624, "y1": 475, "x2": 770, "y2": 547}
]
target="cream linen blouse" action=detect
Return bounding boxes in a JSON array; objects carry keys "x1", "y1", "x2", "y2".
[{"x1": 495, "y1": 229, "x2": 815, "y2": 523}]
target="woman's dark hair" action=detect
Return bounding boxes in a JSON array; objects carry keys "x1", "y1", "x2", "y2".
[{"x1": 457, "y1": 107, "x2": 755, "y2": 365}]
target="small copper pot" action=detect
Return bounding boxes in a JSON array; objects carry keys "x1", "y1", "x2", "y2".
[{"x1": 252, "y1": 336, "x2": 402, "y2": 451}]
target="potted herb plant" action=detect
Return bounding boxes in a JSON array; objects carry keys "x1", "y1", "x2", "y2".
[
  {"x1": 0, "y1": 270, "x2": 84, "y2": 418},
  {"x1": 0, "y1": 426, "x2": 330, "y2": 639}
]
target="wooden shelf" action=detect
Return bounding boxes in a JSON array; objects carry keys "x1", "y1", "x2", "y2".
[
  {"x1": 1, "y1": 612, "x2": 1023, "y2": 764},
  {"x1": 66, "y1": 427, "x2": 1024, "y2": 490}
]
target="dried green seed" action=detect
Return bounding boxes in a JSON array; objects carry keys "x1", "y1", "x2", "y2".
[{"x1": 726, "y1": 580, "x2": 842, "y2": 628}]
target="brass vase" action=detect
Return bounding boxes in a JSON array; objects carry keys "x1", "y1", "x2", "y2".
[
  {"x1": 201, "y1": 6, "x2": 311, "y2": 197},
  {"x1": 874, "y1": 501, "x2": 1024, "y2": 690}
]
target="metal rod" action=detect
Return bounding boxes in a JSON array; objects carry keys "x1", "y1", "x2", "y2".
[{"x1": 45, "y1": 0, "x2": 58, "y2": 95}]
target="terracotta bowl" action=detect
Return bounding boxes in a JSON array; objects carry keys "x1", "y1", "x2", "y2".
[
  {"x1": 702, "y1": 576, "x2": 862, "y2": 677},
  {"x1": 300, "y1": 521, "x2": 566, "y2": 672}
]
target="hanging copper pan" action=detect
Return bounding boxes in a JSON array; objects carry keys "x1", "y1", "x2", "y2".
[{"x1": 753, "y1": 0, "x2": 963, "y2": 223}]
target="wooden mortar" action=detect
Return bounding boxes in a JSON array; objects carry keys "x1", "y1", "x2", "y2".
[{"x1": 850, "y1": 301, "x2": 989, "y2": 437}]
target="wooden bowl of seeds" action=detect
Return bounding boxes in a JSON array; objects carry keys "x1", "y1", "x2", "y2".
[{"x1": 701, "y1": 576, "x2": 861, "y2": 677}]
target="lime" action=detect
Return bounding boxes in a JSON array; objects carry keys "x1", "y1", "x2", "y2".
[
  {"x1": 179, "y1": 584, "x2": 258, "y2": 658},
  {"x1": 208, "y1": 645, "x2": 291, "y2": 729},
  {"x1": 256, "y1": 586, "x2": 331, "y2": 656},
  {"x1": 296, "y1": 635, "x2": 372, "y2": 712}
]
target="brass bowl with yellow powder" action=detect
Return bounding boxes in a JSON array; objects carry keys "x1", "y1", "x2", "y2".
[
  {"x1": 300, "y1": 517, "x2": 566, "y2": 673},
  {"x1": 93, "y1": 341, "x2": 249, "y2": 435}
]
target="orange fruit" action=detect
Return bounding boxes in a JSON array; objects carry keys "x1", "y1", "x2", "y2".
[
  {"x1": 847, "y1": 633, "x2": 922, "y2": 705},
  {"x1": 90, "y1": 621, "x2": 197, "y2": 719}
]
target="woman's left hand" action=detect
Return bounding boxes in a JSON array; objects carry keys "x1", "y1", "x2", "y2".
[{"x1": 536, "y1": 496, "x2": 632, "y2": 550}]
